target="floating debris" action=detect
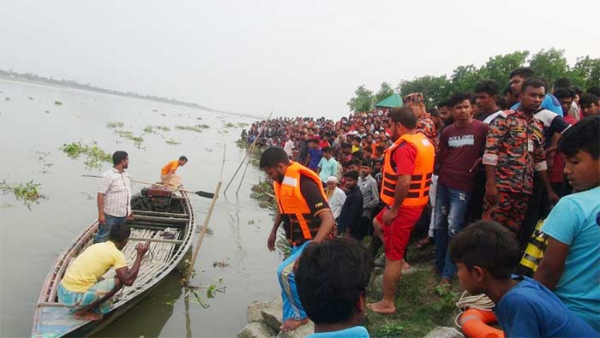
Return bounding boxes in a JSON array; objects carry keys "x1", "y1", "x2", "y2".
[
  {"x1": 106, "y1": 121, "x2": 125, "y2": 129},
  {"x1": 143, "y1": 125, "x2": 155, "y2": 134},
  {"x1": 0, "y1": 180, "x2": 46, "y2": 207},
  {"x1": 165, "y1": 139, "x2": 180, "y2": 145},
  {"x1": 114, "y1": 130, "x2": 144, "y2": 148},
  {"x1": 196, "y1": 117, "x2": 203, "y2": 120},
  {"x1": 54, "y1": 100, "x2": 62, "y2": 105},
  {"x1": 156, "y1": 125, "x2": 171, "y2": 132},
  {"x1": 60, "y1": 142, "x2": 112, "y2": 170},
  {"x1": 35, "y1": 151, "x2": 54, "y2": 174},
  {"x1": 175, "y1": 124, "x2": 210, "y2": 133},
  {"x1": 28, "y1": 96, "x2": 34, "y2": 100},
  {"x1": 223, "y1": 122, "x2": 235, "y2": 128},
  {"x1": 5, "y1": 97, "x2": 10, "y2": 101},
  {"x1": 44, "y1": 110, "x2": 50, "y2": 114},
  {"x1": 212, "y1": 259, "x2": 230, "y2": 268}
]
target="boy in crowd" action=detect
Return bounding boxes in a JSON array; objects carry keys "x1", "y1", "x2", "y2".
[
  {"x1": 449, "y1": 221, "x2": 598, "y2": 337},
  {"x1": 358, "y1": 160, "x2": 379, "y2": 239},
  {"x1": 580, "y1": 93, "x2": 599, "y2": 117},
  {"x1": 317, "y1": 147, "x2": 339, "y2": 185},
  {"x1": 338, "y1": 170, "x2": 363, "y2": 237},
  {"x1": 535, "y1": 116, "x2": 600, "y2": 331},
  {"x1": 434, "y1": 93, "x2": 488, "y2": 287},
  {"x1": 296, "y1": 238, "x2": 372, "y2": 338},
  {"x1": 307, "y1": 139, "x2": 323, "y2": 171}
]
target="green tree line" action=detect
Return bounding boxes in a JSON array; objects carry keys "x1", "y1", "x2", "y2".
[{"x1": 347, "y1": 48, "x2": 600, "y2": 112}]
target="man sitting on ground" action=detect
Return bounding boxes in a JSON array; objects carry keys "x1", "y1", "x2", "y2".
[
  {"x1": 449, "y1": 221, "x2": 597, "y2": 337},
  {"x1": 160, "y1": 156, "x2": 188, "y2": 187},
  {"x1": 296, "y1": 238, "x2": 372, "y2": 338},
  {"x1": 58, "y1": 223, "x2": 150, "y2": 321}
]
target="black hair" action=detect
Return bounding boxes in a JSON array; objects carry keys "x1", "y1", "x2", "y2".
[
  {"x1": 554, "y1": 88, "x2": 575, "y2": 100},
  {"x1": 448, "y1": 92, "x2": 473, "y2": 107},
  {"x1": 437, "y1": 99, "x2": 449, "y2": 108},
  {"x1": 580, "y1": 93, "x2": 599, "y2": 106},
  {"x1": 259, "y1": 147, "x2": 290, "y2": 169},
  {"x1": 349, "y1": 159, "x2": 361, "y2": 167},
  {"x1": 179, "y1": 155, "x2": 188, "y2": 162},
  {"x1": 509, "y1": 67, "x2": 535, "y2": 79},
  {"x1": 449, "y1": 220, "x2": 519, "y2": 280},
  {"x1": 341, "y1": 142, "x2": 351, "y2": 149},
  {"x1": 376, "y1": 145, "x2": 385, "y2": 153},
  {"x1": 360, "y1": 159, "x2": 372, "y2": 167},
  {"x1": 427, "y1": 108, "x2": 440, "y2": 117},
  {"x1": 389, "y1": 107, "x2": 417, "y2": 129},
  {"x1": 353, "y1": 136, "x2": 362, "y2": 142},
  {"x1": 559, "y1": 115, "x2": 599, "y2": 159},
  {"x1": 108, "y1": 223, "x2": 131, "y2": 243},
  {"x1": 587, "y1": 87, "x2": 600, "y2": 98},
  {"x1": 573, "y1": 86, "x2": 584, "y2": 96},
  {"x1": 521, "y1": 77, "x2": 547, "y2": 94},
  {"x1": 554, "y1": 77, "x2": 572, "y2": 90},
  {"x1": 496, "y1": 97, "x2": 509, "y2": 110},
  {"x1": 322, "y1": 146, "x2": 332, "y2": 153},
  {"x1": 343, "y1": 170, "x2": 359, "y2": 180},
  {"x1": 503, "y1": 86, "x2": 513, "y2": 95},
  {"x1": 474, "y1": 80, "x2": 500, "y2": 96},
  {"x1": 296, "y1": 238, "x2": 373, "y2": 324},
  {"x1": 112, "y1": 151, "x2": 128, "y2": 166}
]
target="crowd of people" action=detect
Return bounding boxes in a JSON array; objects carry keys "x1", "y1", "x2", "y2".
[{"x1": 249, "y1": 67, "x2": 600, "y2": 337}]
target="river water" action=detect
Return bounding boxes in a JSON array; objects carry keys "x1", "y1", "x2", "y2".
[{"x1": 0, "y1": 79, "x2": 280, "y2": 337}]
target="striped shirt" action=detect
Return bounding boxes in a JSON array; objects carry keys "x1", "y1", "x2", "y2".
[{"x1": 98, "y1": 168, "x2": 131, "y2": 217}]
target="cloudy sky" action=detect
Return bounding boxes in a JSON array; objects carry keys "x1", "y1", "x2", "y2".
[{"x1": 1, "y1": 0, "x2": 599, "y2": 119}]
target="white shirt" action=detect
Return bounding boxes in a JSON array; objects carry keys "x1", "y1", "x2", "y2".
[
  {"x1": 326, "y1": 187, "x2": 346, "y2": 219},
  {"x1": 98, "y1": 167, "x2": 132, "y2": 217},
  {"x1": 284, "y1": 139, "x2": 295, "y2": 157}
]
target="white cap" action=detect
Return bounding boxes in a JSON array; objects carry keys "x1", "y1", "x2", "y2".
[{"x1": 326, "y1": 176, "x2": 338, "y2": 183}]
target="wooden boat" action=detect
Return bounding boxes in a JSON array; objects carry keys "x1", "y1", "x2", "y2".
[{"x1": 32, "y1": 187, "x2": 195, "y2": 338}]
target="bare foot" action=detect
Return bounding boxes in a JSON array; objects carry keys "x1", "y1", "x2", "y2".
[
  {"x1": 280, "y1": 318, "x2": 309, "y2": 332},
  {"x1": 402, "y1": 261, "x2": 411, "y2": 271},
  {"x1": 367, "y1": 301, "x2": 396, "y2": 314},
  {"x1": 74, "y1": 311, "x2": 103, "y2": 321}
]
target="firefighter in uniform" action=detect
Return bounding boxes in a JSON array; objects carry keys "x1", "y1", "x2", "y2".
[
  {"x1": 260, "y1": 147, "x2": 335, "y2": 332},
  {"x1": 368, "y1": 106, "x2": 435, "y2": 314}
]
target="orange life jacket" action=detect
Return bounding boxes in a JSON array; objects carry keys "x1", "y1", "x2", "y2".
[
  {"x1": 273, "y1": 161, "x2": 329, "y2": 244},
  {"x1": 380, "y1": 133, "x2": 435, "y2": 207}
]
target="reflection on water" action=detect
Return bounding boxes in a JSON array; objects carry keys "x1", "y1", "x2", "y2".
[{"x1": 0, "y1": 79, "x2": 281, "y2": 338}]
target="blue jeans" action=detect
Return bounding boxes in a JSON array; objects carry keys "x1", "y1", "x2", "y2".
[
  {"x1": 94, "y1": 214, "x2": 126, "y2": 243},
  {"x1": 277, "y1": 241, "x2": 310, "y2": 321},
  {"x1": 433, "y1": 184, "x2": 471, "y2": 280}
]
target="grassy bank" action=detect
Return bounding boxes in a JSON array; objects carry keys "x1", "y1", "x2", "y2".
[{"x1": 365, "y1": 245, "x2": 462, "y2": 337}]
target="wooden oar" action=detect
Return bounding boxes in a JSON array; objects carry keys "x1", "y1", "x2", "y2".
[{"x1": 82, "y1": 175, "x2": 215, "y2": 199}]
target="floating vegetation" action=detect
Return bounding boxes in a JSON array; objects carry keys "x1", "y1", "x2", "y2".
[
  {"x1": 106, "y1": 121, "x2": 125, "y2": 129},
  {"x1": 212, "y1": 259, "x2": 230, "y2": 268},
  {"x1": 156, "y1": 125, "x2": 171, "y2": 132},
  {"x1": 165, "y1": 139, "x2": 180, "y2": 145},
  {"x1": 223, "y1": 122, "x2": 235, "y2": 128},
  {"x1": 237, "y1": 123, "x2": 249, "y2": 127},
  {"x1": 250, "y1": 180, "x2": 276, "y2": 210},
  {"x1": 0, "y1": 180, "x2": 46, "y2": 207},
  {"x1": 114, "y1": 130, "x2": 144, "y2": 148},
  {"x1": 143, "y1": 125, "x2": 155, "y2": 134},
  {"x1": 54, "y1": 100, "x2": 62, "y2": 105},
  {"x1": 60, "y1": 142, "x2": 112, "y2": 170},
  {"x1": 35, "y1": 151, "x2": 54, "y2": 174},
  {"x1": 0, "y1": 202, "x2": 13, "y2": 209},
  {"x1": 175, "y1": 124, "x2": 209, "y2": 133}
]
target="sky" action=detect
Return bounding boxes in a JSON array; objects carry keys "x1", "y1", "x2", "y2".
[{"x1": 1, "y1": 0, "x2": 599, "y2": 119}]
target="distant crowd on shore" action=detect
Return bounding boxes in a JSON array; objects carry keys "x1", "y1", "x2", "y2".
[{"x1": 241, "y1": 69, "x2": 599, "y2": 337}]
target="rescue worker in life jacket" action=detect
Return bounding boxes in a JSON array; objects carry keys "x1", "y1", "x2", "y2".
[
  {"x1": 368, "y1": 106, "x2": 435, "y2": 314},
  {"x1": 260, "y1": 147, "x2": 335, "y2": 332}
]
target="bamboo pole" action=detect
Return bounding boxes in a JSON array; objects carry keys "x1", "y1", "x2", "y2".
[
  {"x1": 184, "y1": 144, "x2": 226, "y2": 286},
  {"x1": 223, "y1": 112, "x2": 272, "y2": 194}
]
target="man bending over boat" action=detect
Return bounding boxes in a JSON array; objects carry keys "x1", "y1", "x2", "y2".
[
  {"x1": 160, "y1": 156, "x2": 188, "y2": 188},
  {"x1": 58, "y1": 223, "x2": 150, "y2": 321}
]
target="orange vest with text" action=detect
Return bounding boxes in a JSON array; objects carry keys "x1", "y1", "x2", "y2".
[
  {"x1": 380, "y1": 133, "x2": 435, "y2": 207},
  {"x1": 273, "y1": 161, "x2": 329, "y2": 244}
]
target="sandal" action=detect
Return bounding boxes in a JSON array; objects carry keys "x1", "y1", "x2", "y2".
[{"x1": 416, "y1": 236, "x2": 433, "y2": 249}]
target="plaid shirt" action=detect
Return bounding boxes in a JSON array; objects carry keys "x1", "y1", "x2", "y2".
[
  {"x1": 98, "y1": 167, "x2": 131, "y2": 217},
  {"x1": 482, "y1": 109, "x2": 547, "y2": 194}
]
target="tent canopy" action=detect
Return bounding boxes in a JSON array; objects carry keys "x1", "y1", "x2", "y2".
[{"x1": 375, "y1": 93, "x2": 403, "y2": 108}]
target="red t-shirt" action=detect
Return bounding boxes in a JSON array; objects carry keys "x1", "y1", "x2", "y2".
[{"x1": 393, "y1": 142, "x2": 417, "y2": 176}]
